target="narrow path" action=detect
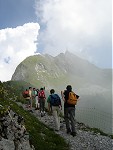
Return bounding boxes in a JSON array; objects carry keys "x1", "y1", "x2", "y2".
[{"x1": 22, "y1": 104, "x2": 112, "y2": 150}]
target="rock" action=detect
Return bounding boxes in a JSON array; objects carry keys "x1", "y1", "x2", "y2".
[
  {"x1": 0, "y1": 138, "x2": 15, "y2": 150},
  {"x1": 0, "y1": 108, "x2": 33, "y2": 150}
]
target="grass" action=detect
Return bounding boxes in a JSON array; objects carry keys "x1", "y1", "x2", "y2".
[
  {"x1": 0, "y1": 81, "x2": 69, "y2": 150},
  {"x1": 1, "y1": 99, "x2": 69, "y2": 150}
]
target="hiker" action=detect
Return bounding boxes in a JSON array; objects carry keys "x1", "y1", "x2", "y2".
[
  {"x1": 47, "y1": 95, "x2": 52, "y2": 114},
  {"x1": 35, "y1": 89, "x2": 39, "y2": 110},
  {"x1": 23, "y1": 89, "x2": 30, "y2": 107},
  {"x1": 32, "y1": 88, "x2": 36, "y2": 98},
  {"x1": 22, "y1": 89, "x2": 29, "y2": 98},
  {"x1": 38, "y1": 87, "x2": 46, "y2": 117},
  {"x1": 47, "y1": 89, "x2": 62, "y2": 131},
  {"x1": 32, "y1": 88, "x2": 38, "y2": 110},
  {"x1": 27, "y1": 87, "x2": 33, "y2": 110},
  {"x1": 22, "y1": 89, "x2": 29, "y2": 107},
  {"x1": 62, "y1": 85, "x2": 80, "y2": 137}
]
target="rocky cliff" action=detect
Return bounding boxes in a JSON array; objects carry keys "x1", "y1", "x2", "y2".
[{"x1": 0, "y1": 105, "x2": 34, "y2": 150}]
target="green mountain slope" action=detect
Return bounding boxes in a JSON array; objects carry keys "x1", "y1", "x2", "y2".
[{"x1": 11, "y1": 51, "x2": 111, "y2": 91}]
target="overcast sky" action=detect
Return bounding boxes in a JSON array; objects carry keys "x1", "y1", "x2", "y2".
[{"x1": 0, "y1": 0, "x2": 112, "y2": 81}]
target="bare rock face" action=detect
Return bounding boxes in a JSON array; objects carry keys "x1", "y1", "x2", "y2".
[
  {"x1": 0, "y1": 107, "x2": 34, "y2": 150},
  {"x1": 0, "y1": 138, "x2": 15, "y2": 150}
]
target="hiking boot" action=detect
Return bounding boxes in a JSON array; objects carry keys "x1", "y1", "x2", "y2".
[
  {"x1": 43, "y1": 111, "x2": 46, "y2": 115},
  {"x1": 55, "y1": 129, "x2": 59, "y2": 132},
  {"x1": 71, "y1": 132, "x2": 77, "y2": 137},
  {"x1": 67, "y1": 128, "x2": 71, "y2": 134},
  {"x1": 41, "y1": 113, "x2": 43, "y2": 117},
  {"x1": 29, "y1": 110, "x2": 33, "y2": 113}
]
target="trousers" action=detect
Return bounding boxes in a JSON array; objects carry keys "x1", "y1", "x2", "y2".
[
  {"x1": 52, "y1": 106, "x2": 61, "y2": 130},
  {"x1": 64, "y1": 107, "x2": 76, "y2": 132}
]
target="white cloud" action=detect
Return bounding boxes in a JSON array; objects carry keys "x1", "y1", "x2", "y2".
[
  {"x1": 0, "y1": 22, "x2": 40, "y2": 81},
  {"x1": 35, "y1": 0, "x2": 112, "y2": 68},
  {"x1": 112, "y1": 1, "x2": 113, "y2": 68}
]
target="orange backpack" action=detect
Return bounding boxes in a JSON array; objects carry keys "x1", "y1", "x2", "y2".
[{"x1": 67, "y1": 91, "x2": 77, "y2": 105}]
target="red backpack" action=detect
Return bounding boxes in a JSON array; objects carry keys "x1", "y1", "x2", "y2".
[
  {"x1": 22, "y1": 90, "x2": 29, "y2": 98},
  {"x1": 38, "y1": 90, "x2": 45, "y2": 98}
]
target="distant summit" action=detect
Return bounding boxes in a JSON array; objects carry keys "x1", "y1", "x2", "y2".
[{"x1": 11, "y1": 51, "x2": 111, "y2": 90}]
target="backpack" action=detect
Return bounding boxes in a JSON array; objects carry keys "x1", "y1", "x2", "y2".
[
  {"x1": 50, "y1": 94, "x2": 61, "y2": 106},
  {"x1": 67, "y1": 91, "x2": 77, "y2": 105},
  {"x1": 39, "y1": 90, "x2": 45, "y2": 98},
  {"x1": 22, "y1": 90, "x2": 29, "y2": 98},
  {"x1": 36, "y1": 90, "x2": 39, "y2": 96}
]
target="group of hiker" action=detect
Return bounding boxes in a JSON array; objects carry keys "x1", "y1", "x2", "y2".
[
  {"x1": 22, "y1": 85, "x2": 80, "y2": 137},
  {"x1": 23, "y1": 87, "x2": 46, "y2": 115}
]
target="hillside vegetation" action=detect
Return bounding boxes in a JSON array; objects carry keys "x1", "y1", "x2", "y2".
[{"x1": 0, "y1": 81, "x2": 69, "y2": 150}]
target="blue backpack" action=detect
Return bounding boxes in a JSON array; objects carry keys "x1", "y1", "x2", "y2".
[{"x1": 50, "y1": 94, "x2": 61, "y2": 106}]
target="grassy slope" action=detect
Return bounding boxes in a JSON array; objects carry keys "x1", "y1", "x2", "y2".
[
  {"x1": 12, "y1": 55, "x2": 70, "y2": 88},
  {"x1": 0, "y1": 81, "x2": 69, "y2": 150}
]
